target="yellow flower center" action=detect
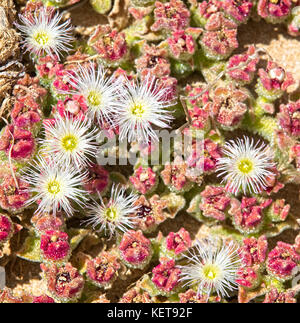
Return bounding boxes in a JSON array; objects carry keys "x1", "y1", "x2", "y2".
[
  {"x1": 87, "y1": 90, "x2": 102, "y2": 107},
  {"x1": 105, "y1": 207, "x2": 118, "y2": 222},
  {"x1": 131, "y1": 103, "x2": 145, "y2": 118},
  {"x1": 33, "y1": 31, "x2": 50, "y2": 46},
  {"x1": 237, "y1": 158, "x2": 253, "y2": 174},
  {"x1": 51, "y1": 235, "x2": 58, "y2": 242},
  {"x1": 47, "y1": 180, "x2": 61, "y2": 195},
  {"x1": 202, "y1": 264, "x2": 220, "y2": 281},
  {"x1": 61, "y1": 134, "x2": 78, "y2": 152}
]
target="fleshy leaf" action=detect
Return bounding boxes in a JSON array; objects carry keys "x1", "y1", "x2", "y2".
[
  {"x1": 262, "y1": 214, "x2": 299, "y2": 238},
  {"x1": 67, "y1": 228, "x2": 90, "y2": 251},
  {"x1": 17, "y1": 232, "x2": 42, "y2": 262},
  {"x1": 140, "y1": 274, "x2": 161, "y2": 297},
  {"x1": 161, "y1": 192, "x2": 186, "y2": 217},
  {"x1": 90, "y1": 0, "x2": 112, "y2": 14},
  {"x1": 109, "y1": 172, "x2": 127, "y2": 186},
  {"x1": 238, "y1": 284, "x2": 268, "y2": 303}
]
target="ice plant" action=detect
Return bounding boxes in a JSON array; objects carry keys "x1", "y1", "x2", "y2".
[
  {"x1": 132, "y1": 195, "x2": 169, "y2": 233},
  {"x1": 256, "y1": 61, "x2": 294, "y2": 101},
  {"x1": 40, "y1": 230, "x2": 70, "y2": 264},
  {"x1": 229, "y1": 197, "x2": 272, "y2": 234},
  {"x1": 200, "y1": 12, "x2": 238, "y2": 60},
  {"x1": 152, "y1": 258, "x2": 182, "y2": 295},
  {"x1": 238, "y1": 236, "x2": 268, "y2": 267},
  {"x1": 226, "y1": 45, "x2": 259, "y2": 84},
  {"x1": 266, "y1": 241, "x2": 300, "y2": 281},
  {"x1": 186, "y1": 139, "x2": 223, "y2": 174},
  {"x1": 13, "y1": 73, "x2": 47, "y2": 103},
  {"x1": 84, "y1": 185, "x2": 139, "y2": 237},
  {"x1": 0, "y1": 289, "x2": 23, "y2": 303},
  {"x1": 216, "y1": 136, "x2": 275, "y2": 195},
  {"x1": 236, "y1": 266, "x2": 261, "y2": 289},
  {"x1": 155, "y1": 76, "x2": 178, "y2": 101},
  {"x1": 15, "y1": 7, "x2": 73, "y2": 58},
  {"x1": 43, "y1": 115, "x2": 98, "y2": 169},
  {"x1": 135, "y1": 44, "x2": 171, "y2": 79},
  {"x1": 185, "y1": 84, "x2": 211, "y2": 131},
  {"x1": 129, "y1": 166, "x2": 157, "y2": 195},
  {"x1": 263, "y1": 166, "x2": 284, "y2": 195},
  {"x1": 0, "y1": 174, "x2": 30, "y2": 214},
  {"x1": 21, "y1": 156, "x2": 88, "y2": 217},
  {"x1": 162, "y1": 227, "x2": 192, "y2": 258},
  {"x1": 151, "y1": 0, "x2": 190, "y2": 33},
  {"x1": 287, "y1": 6, "x2": 300, "y2": 37},
  {"x1": 167, "y1": 29, "x2": 197, "y2": 60},
  {"x1": 179, "y1": 289, "x2": 221, "y2": 303},
  {"x1": 277, "y1": 100, "x2": 300, "y2": 139},
  {"x1": 220, "y1": 0, "x2": 253, "y2": 25},
  {"x1": 161, "y1": 156, "x2": 201, "y2": 193},
  {"x1": 119, "y1": 230, "x2": 153, "y2": 269},
  {"x1": 11, "y1": 96, "x2": 42, "y2": 130},
  {"x1": 41, "y1": 262, "x2": 84, "y2": 302},
  {"x1": 119, "y1": 286, "x2": 152, "y2": 303},
  {"x1": 209, "y1": 83, "x2": 249, "y2": 130},
  {"x1": 267, "y1": 199, "x2": 290, "y2": 222},
  {"x1": 54, "y1": 95, "x2": 88, "y2": 121},
  {"x1": 192, "y1": 0, "x2": 222, "y2": 27},
  {"x1": 83, "y1": 163, "x2": 110, "y2": 195},
  {"x1": 263, "y1": 288, "x2": 296, "y2": 303},
  {"x1": 188, "y1": 185, "x2": 232, "y2": 222},
  {"x1": 180, "y1": 240, "x2": 241, "y2": 297},
  {"x1": 114, "y1": 75, "x2": 174, "y2": 143},
  {"x1": 0, "y1": 214, "x2": 14, "y2": 245},
  {"x1": 32, "y1": 295, "x2": 55, "y2": 303},
  {"x1": 257, "y1": 0, "x2": 292, "y2": 24},
  {"x1": 52, "y1": 67, "x2": 76, "y2": 97},
  {"x1": 35, "y1": 54, "x2": 62, "y2": 85},
  {"x1": 199, "y1": 186, "x2": 231, "y2": 221},
  {"x1": 31, "y1": 211, "x2": 65, "y2": 236},
  {"x1": 65, "y1": 65, "x2": 121, "y2": 124},
  {"x1": 88, "y1": 25, "x2": 128, "y2": 65},
  {"x1": 0, "y1": 125, "x2": 36, "y2": 162},
  {"x1": 291, "y1": 142, "x2": 300, "y2": 170},
  {"x1": 86, "y1": 252, "x2": 121, "y2": 288}
]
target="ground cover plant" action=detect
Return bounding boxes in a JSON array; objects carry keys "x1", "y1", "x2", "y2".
[{"x1": 0, "y1": 0, "x2": 300, "y2": 303}]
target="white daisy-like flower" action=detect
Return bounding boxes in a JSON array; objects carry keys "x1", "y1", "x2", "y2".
[
  {"x1": 84, "y1": 184, "x2": 139, "y2": 238},
  {"x1": 114, "y1": 76, "x2": 174, "y2": 143},
  {"x1": 216, "y1": 136, "x2": 275, "y2": 195},
  {"x1": 66, "y1": 65, "x2": 121, "y2": 124},
  {"x1": 21, "y1": 156, "x2": 88, "y2": 217},
  {"x1": 179, "y1": 239, "x2": 241, "y2": 298},
  {"x1": 15, "y1": 7, "x2": 73, "y2": 58},
  {"x1": 43, "y1": 115, "x2": 98, "y2": 169}
]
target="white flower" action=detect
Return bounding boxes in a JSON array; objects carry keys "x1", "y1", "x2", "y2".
[
  {"x1": 180, "y1": 239, "x2": 241, "y2": 298},
  {"x1": 15, "y1": 7, "x2": 73, "y2": 58},
  {"x1": 21, "y1": 156, "x2": 87, "y2": 217},
  {"x1": 84, "y1": 184, "x2": 139, "y2": 237},
  {"x1": 66, "y1": 65, "x2": 121, "y2": 124},
  {"x1": 216, "y1": 136, "x2": 274, "y2": 195},
  {"x1": 43, "y1": 115, "x2": 98, "y2": 169},
  {"x1": 114, "y1": 76, "x2": 174, "y2": 143}
]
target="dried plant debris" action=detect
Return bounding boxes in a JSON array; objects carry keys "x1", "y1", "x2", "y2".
[{"x1": 0, "y1": 0, "x2": 23, "y2": 119}]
